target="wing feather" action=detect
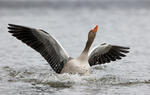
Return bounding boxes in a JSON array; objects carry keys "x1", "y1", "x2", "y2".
[
  {"x1": 88, "y1": 43, "x2": 129, "y2": 66},
  {"x1": 8, "y1": 24, "x2": 69, "y2": 73}
]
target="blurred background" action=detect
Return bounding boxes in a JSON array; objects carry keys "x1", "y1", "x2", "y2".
[{"x1": 0, "y1": 0, "x2": 150, "y2": 95}]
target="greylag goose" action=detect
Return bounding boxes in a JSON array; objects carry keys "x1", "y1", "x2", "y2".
[{"x1": 8, "y1": 24, "x2": 129, "y2": 75}]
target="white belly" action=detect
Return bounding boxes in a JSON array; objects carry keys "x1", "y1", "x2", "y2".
[{"x1": 61, "y1": 59, "x2": 90, "y2": 75}]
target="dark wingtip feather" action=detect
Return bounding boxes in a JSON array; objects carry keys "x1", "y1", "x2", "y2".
[
  {"x1": 123, "y1": 47, "x2": 130, "y2": 49},
  {"x1": 120, "y1": 49, "x2": 129, "y2": 53},
  {"x1": 8, "y1": 24, "x2": 20, "y2": 30},
  {"x1": 8, "y1": 24, "x2": 16, "y2": 27},
  {"x1": 8, "y1": 26, "x2": 16, "y2": 30},
  {"x1": 8, "y1": 24, "x2": 11, "y2": 26},
  {"x1": 8, "y1": 24, "x2": 18, "y2": 26},
  {"x1": 113, "y1": 45, "x2": 130, "y2": 49},
  {"x1": 8, "y1": 24, "x2": 30, "y2": 30},
  {"x1": 8, "y1": 27, "x2": 11, "y2": 29},
  {"x1": 8, "y1": 31, "x2": 14, "y2": 33}
]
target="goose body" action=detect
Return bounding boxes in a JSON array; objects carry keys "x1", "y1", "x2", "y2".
[
  {"x1": 8, "y1": 24, "x2": 130, "y2": 75},
  {"x1": 61, "y1": 57, "x2": 90, "y2": 75}
]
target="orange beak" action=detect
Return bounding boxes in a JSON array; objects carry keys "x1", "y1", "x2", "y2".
[{"x1": 92, "y1": 25, "x2": 98, "y2": 32}]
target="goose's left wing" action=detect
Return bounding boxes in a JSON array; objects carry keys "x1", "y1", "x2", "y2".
[
  {"x1": 88, "y1": 43, "x2": 130, "y2": 66},
  {"x1": 8, "y1": 24, "x2": 69, "y2": 73}
]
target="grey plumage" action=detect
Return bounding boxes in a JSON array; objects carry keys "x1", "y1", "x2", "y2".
[
  {"x1": 8, "y1": 24, "x2": 69, "y2": 73},
  {"x1": 8, "y1": 24, "x2": 130, "y2": 74},
  {"x1": 88, "y1": 43, "x2": 129, "y2": 66}
]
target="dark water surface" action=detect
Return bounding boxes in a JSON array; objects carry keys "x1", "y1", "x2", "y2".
[{"x1": 0, "y1": 0, "x2": 150, "y2": 95}]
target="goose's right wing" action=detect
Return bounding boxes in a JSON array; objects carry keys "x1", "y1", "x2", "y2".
[
  {"x1": 88, "y1": 43, "x2": 130, "y2": 66},
  {"x1": 8, "y1": 24, "x2": 69, "y2": 73}
]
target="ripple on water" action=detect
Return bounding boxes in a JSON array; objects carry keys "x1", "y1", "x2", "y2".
[{"x1": 1, "y1": 66, "x2": 150, "y2": 89}]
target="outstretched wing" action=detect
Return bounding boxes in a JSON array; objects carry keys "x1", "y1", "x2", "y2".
[
  {"x1": 8, "y1": 24, "x2": 69, "y2": 73},
  {"x1": 88, "y1": 43, "x2": 130, "y2": 66}
]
